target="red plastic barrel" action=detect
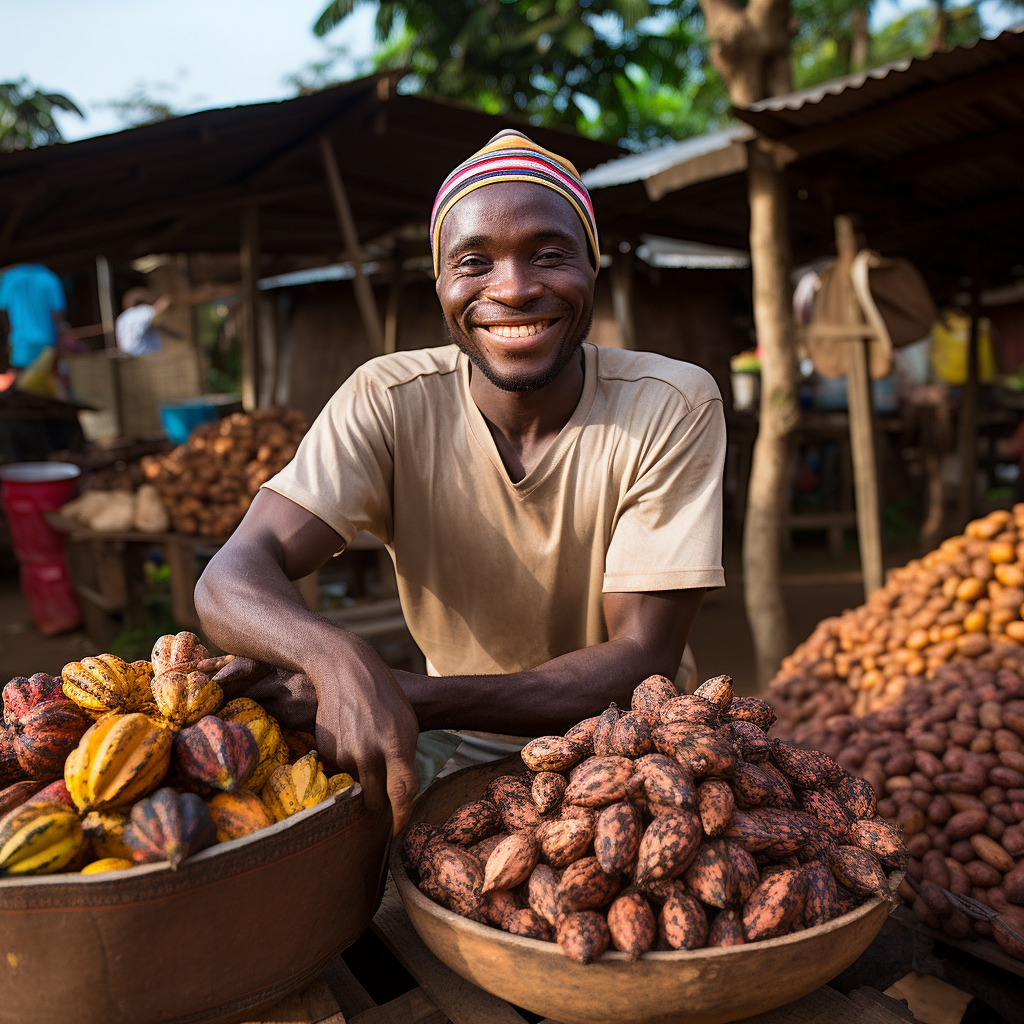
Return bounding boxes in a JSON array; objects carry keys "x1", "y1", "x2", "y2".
[
  {"x1": 1, "y1": 463, "x2": 82, "y2": 634},
  {"x1": 0, "y1": 462, "x2": 80, "y2": 564}
]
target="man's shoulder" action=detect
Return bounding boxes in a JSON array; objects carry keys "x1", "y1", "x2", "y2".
[
  {"x1": 591, "y1": 345, "x2": 722, "y2": 413},
  {"x1": 351, "y1": 345, "x2": 460, "y2": 392}
]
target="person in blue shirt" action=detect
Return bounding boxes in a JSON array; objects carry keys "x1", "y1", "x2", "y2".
[{"x1": 0, "y1": 263, "x2": 68, "y2": 370}]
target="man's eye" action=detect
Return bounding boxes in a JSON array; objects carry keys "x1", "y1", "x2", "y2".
[
  {"x1": 537, "y1": 249, "x2": 567, "y2": 261},
  {"x1": 457, "y1": 255, "x2": 488, "y2": 268}
]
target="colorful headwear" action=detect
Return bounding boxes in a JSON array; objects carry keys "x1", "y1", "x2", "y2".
[{"x1": 430, "y1": 129, "x2": 600, "y2": 277}]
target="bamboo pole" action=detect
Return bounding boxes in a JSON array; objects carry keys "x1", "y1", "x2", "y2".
[
  {"x1": 319, "y1": 135, "x2": 385, "y2": 354},
  {"x1": 834, "y1": 215, "x2": 884, "y2": 598},
  {"x1": 610, "y1": 242, "x2": 637, "y2": 350},
  {"x1": 239, "y1": 205, "x2": 261, "y2": 412}
]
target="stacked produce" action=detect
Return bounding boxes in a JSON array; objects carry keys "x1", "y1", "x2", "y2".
[
  {"x1": 0, "y1": 632, "x2": 353, "y2": 877},
  {"x1": 401, "y1": 673, "x2": 904, "y2": 964},
  {"x1": 61, "y1": 485, "x2": 170, "y2": 534},
  {"x1": 140, "y1": 408, "x2": 307, "y2": 538},
  {"x1": 771, "y1": 507, "x2": 1024, "y2": 725}
]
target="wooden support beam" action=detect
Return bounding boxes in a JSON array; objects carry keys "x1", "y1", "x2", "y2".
[
  {"x1": 240, "y1": 204, "x2": 261, "y2": 412},
  {"x1": 384, "y1": 252, "x2": 403, "y2": 355},
  {"x1": 319, "y1": 134, "x2": 386, "y2": 354},
  {"x1": 835, "y1": 215, "x2": 884, "y2": 599},
  {"x1": 610, "y1": 242, "x2": 637, "y2": 350},
  {"x1": 957, "y1": 248, "x2": 982, "y2": 527}
]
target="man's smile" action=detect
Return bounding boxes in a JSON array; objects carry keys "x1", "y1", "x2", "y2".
[{"x1": 473, "y1": 317, "x2": 562, "y2": 345}]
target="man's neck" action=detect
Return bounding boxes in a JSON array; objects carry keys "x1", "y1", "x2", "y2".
[{"x1": 469, "y1": 348, "x2": 585, "y2": 483}]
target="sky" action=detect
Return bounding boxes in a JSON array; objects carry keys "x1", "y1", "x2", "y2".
[{"x1": 1, "y1": 0, "x2": 1020, "y2": 144}]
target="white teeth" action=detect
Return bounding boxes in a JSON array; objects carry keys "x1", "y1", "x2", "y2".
[{"x1": 489, "y1": 322, "x2": 547, "y2": 338}]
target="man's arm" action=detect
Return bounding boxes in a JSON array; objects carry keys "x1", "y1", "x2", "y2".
[
  {"x1": 194, "y1": 489, "x2": 420, "y2": 833},
  {"x1": 394, "y1": 588, "x2": 704, "y2": 734}
]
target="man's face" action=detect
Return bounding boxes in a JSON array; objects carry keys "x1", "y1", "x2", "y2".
[{"x1": 436, "y1": 182, "x2": 596, "y2": 393}]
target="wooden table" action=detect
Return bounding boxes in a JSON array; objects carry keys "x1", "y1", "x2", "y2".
[{"x1": 245, "y1": 881, "x2": 917, "y2": 1024}]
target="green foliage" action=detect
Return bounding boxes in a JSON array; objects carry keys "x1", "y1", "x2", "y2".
[
  {"x1": 0, "y1": 79, "x2": 82, "y2": 151},
  {"x1": 871, "y1": 3, "x2": 984, "y2": 65}
]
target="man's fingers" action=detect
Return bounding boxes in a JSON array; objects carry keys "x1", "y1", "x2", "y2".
[
  {"x1": 355, "y1": 751, "x2": 388, "y2": 814},
  {"x1": 387, "y1": 755, "x2": 420, "y2": 835}
]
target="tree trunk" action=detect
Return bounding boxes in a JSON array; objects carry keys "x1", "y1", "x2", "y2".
[
  {"x1": 850, "y1": 6, "x2": 870, "y2": 71},
  {"x1": 930, "y1": 0, "x2": 949, "y2": 52}
]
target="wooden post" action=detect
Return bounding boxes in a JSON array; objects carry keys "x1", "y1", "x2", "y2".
[
  {"x1": 319, "y1": 135, "x2": 386, "y2": 354},
  {"x1": 95, "y1": 255, "x2": 117, "y2": 350},
  {"x1": 835, "y1": 215, "x2": 884, "y2": 598},
  {"x1": 239, "y1": 205, "x2": 261, "y2": 412},
  {"x1": 384, "y1": 253, "x2": 403, "y2": 355},
  {"x1": 610, "y1": 242, "x2": 636, "y2": 350},
  {"x1": 957, "y1": 248, "x2": 981, "y2": 527}
]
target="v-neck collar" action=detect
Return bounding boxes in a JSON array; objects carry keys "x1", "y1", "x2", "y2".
[{"x1": 459, "y1": 342, "x2": 599, "y2": 496}]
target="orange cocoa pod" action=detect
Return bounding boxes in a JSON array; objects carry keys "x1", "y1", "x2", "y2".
[
  {"x1": 635, "y1": 808, "x2": 702, "y2": 884},
  {"x1": 420, "y1": 843, "x2": 484, "y2": 917},
  {"x1": 492, "y1": 778, "x2": 541, "y2": 831},
  {"x1": 471, "y1": 832, "x2": 509, "y2": 864},
  {"x1": 694, "y1": 675, "x2": 734, "y2": 709},
  {"x1": 802, "y1": 859, "x2": 841, "y2": 928},
  {"x1": 833, "y1": 773, "x2": 877, "y2": 819},
  {"x1": 532, "y1": 772, "x2": 567, "y2": 815},
  {"x1": 400, "y1": 822, "x2": 437, "y2": 873},
  {"x1": 557, "y1": 910, "x2": 610, "y2": 964},
  {"x1": 537, "y1": 817, "x2": 593, "y2": 868},
  {"x1": 560, "y1": 803, "x2": 597, "y2": 829},
  {"x1": 563, "y1": 756, "x2": 633, "y2": 808},
  {"x1": 742, "y1": 809, "x2": 821, "y2": 858},
  {"x1": 593, "y1": 706, "x2": 623, "y2": 757},
  {"x1": 725, "y1": 720, "x2": 771, "y2": 763},
  {"x1": 683, "y1": 838, "x2": 733, "y2": 909},
  {"x1": 848, "y1": 818, "x2": 907, "y2": 868},
  {"x1": 440, "y1": 799, "x2": 503, "y2": 847},
  {"x1": 725, "y1": 841, "x2": 760, "y2": 904},
  {"x1": 557, "y1": 855, "x2": 621, "y2": 912},
  {"x1": 594, "y1": 801, "x2": 643, "y2": 876},
  {"x1": 770, "y1": 740, "x2": 844, "y2": 787},
  {"x1": 631, "y1": 674, "x2": 678, "y2": 713},
  {"x1": 564, "y1": 716, "x2": 600, "y2": 753},
  {"x1": 660, "y1": 695, "x2": 719, "y2": 728},
  {"x1": 697, "y1": 779, "x2": 735, "y2": 836},
  {"x1": 521, "y1": 735, "x2": 586, "y2": 773},
  {"x1": 607, "y1": 888, "x2": 656, "y2": 959},
  {"x1": 483, "y1": 832, "x2": 539, "y2": 892},
  {"x1": 742, "y1": 867, "x2": 809, "y2": 941},
  {"x1": 707, "y1": 908, "x2": 745, "y2": 947},
  {"x1": 729, "y1": 763, "x2": 775, "y2": 810},
  {"x1": 503, "y1": 907, "x2": 553, "y2": 941},
  {"x1": 722, "y1": 696, "x2": 776, "y2": 731},
  {"x1": 609, "y1": 713, "x2": 655, "y2": 758},
  {"x1": 658, "y1": 890, "x2": 708, "y2": 950},
  {"x1": 827, "y1": 845, "x2": 891, "y2": 898},
  {"x1": 481, "y1": 888, "x2": 518, "y2": 928},
  {"x1": 722, "y1": 809, "x2": 773, "y2": 851},
  {"x1": 800, "y1": 788, "x2": 852, "y2": 841},
  {"x1": 634, "y1": 753, "x2": 696, "y2": 809},
  {"x1": 527, "y1": 863, "x2": 561, "y2": 926}
]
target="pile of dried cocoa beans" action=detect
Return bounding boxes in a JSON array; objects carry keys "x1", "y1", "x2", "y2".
[
  {"x1": 774, "y1": 658, "x2": 1024, "y2": 960},
  {"x1": 401, "y1": 674, "x2": 904, "y2": 964},
  {"x1": 771, "y1": 507, "x2": 1024, "y2": 722}
]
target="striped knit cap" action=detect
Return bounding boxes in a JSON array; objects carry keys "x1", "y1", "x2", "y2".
[{"x1": 430, "y1": 129, "x2": 599, "y2": 277}]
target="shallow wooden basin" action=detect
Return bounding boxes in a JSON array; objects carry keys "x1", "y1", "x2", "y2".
[{"x1": 391, "y1": 756, "x2": 897, "y2": 1024}]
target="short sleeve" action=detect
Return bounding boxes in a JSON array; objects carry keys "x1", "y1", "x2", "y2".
[
  {"x1": 603, "y1": 396, "x2": 726, "y2": 593},
  {"x1": 262, "y1": 366, "x2": 395, "y2": 548}
]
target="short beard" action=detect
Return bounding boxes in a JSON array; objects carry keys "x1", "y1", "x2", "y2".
[{"x1": 445, "y1": 315, "x2": 592, "y2": 394}]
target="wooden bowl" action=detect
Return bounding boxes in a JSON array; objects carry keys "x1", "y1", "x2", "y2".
[
  {"x1": 0, "y1": 785, "x2": 391, "y2": 1024},
  {"x1": 391, "y1": 757, "x2": 898, "y2": 1024}
]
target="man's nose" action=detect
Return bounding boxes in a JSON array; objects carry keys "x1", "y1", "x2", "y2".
[{"x1": 483, "y1": 258, "x2": 545, "y2": 308}]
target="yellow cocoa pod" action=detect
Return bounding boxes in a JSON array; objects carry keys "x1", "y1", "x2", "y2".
[
  {"x1": 261, "y1": 752, "x2": 328, "y2": 822},
  {"x1": 207, "y1": 790, "x2": 275, "y2": 842},
  {"x1": 955, "y1": 577, "x2": 984, "y2": 602},
  {"x1": 151, "y1": 632, "x2": 209, "y2": 676},
  {"x1": 0, "y1": 801, "x2": 85, "y2": 875},
  {"x1": 65, "y1": 714, "x2": 172, "y2": 813},
  {"x1": 1005, "y1": 620, "x2": 1024, "y2": 643},
  {"x1": 81, "y1": 810, "x2": 133, "y2": 860},
  {"x1": 995, "y1": 562, "x2": 1024, "y2": 588},
  {"x1": 963, "y1": 610, "x2": 988, "y2": 633},
  {"x1": 62, "y1": 655, "x2": 155, "y2": 716},
  {"x1": 81, "y1": 857, "x2": 135, "y2": 874},
  {"x1": 219, "y1": 698, "x2": 287, "y2": 792},
  {"x1": 151, "y1": 669, "x2": 223, "y2": 730},
  {"x1": 989, "y1": 542, "x2": 1017, "y2": 565},
  {"x1": 326, "y1": 772, "x2": 355, "y2": 797}
]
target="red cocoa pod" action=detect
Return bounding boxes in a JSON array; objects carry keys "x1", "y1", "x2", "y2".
[
  {"x1": 440, "y1": 799, "x2": 503, "y2": 847},
  {"x1": 757, "y1": 762, "x2": 798, "y2": 809},
  {"x1": 593, "y1": 706, "x2": 624, "y2": 757},
  {"x1": 992, "y1": 906, "x2": 1024, "y2": 961},
  {"x1": 848, "y1": 818, "x2": 908, "y2": 868},
  {"x1": 660, "y1": 695, "x2": 720, "y2": 728},
  {"x1": 557, "y1": 910, "x2": 610, "y2": 963},
  {"x1": 947, "y1": 793, "x2": 985, "y2": 814},
  {"x1": 722, "y1": 695, "x2": 776, "y2": 731},
  {"x1": 963, "y1": 860, "x2": 1002, "y2": 888},
  {"x1": 631, "y1": 674, "x2": 679, "y2": 713},
  {"x1": 802, "y1": 859, "x2": 841, "y2": 928},
  {"x1": 694, "y1": 675, "x2": 734, "y2": 710},
  {"x1": 564, "y1": 756, "x2": 634, "y2": 808},
  {"x1": 771, "y1": 740, "x2": 844, "y2": 788},
  {"x1": 557, "y1": 855, "x2": 621, "y2": 912},
  {"x1": 471, "y1": 832, "x2": 509, "y2": 863},
  {"x1": 522, "y1": 735, "x2": 586, "y2": 774},
  {"x1": 726, "y1": 720, "x2": 771, "y2": 763},
  {"x1": 946, "y1": 808, "x2": 989, "y2": 840},
  {"x1": 536, "y1": 817, "x2": 592, "y2": 869},
  {"x1": 1000, "y1": 750, "x2": 1024, "y2": 773},
  {"x1": 532, "y1": 772, "x2": 568, "y2": 815},
  {"x1": 942, "y1": 909, "x2": 973, "y2": 940},
  {"x1": 707, "y1": 908, "x2": 746, "y2": 947},
  {"x1": 827, "y1": 846, "x2": 890, "y2": 898},
  {"x1": 990, "y1": 766, "x2": 1024, "y2": 789},
  {"x1": 634, "y1": 754, "x2": 696, "y2": 809},
  {"x1": 921, "y1": 849, "x2": 951, "y2": 889},
  {"x1": 401, "y1": 822, "x2": 437, "y2": 873},
  {"x1": 801, "y1": 788, "x2": 852, "y2": 841},
  {"x1": 503, "y1": 907, "x2": 554, "y2": 941},
  {"x1": 918, "y1": 880, "x2": 953, "y2": 919},
  {"x1": 2, "y1": 673, "x2": 64, "y2": 727},
  {"x1": 722, "y1": 809, "x2": 773, "y2": 851},
  {"x1": 607, "y1": 713, "x2": 654, "y2": 758},
  {"x1": 1004, "y1": 824, "x2": 1024, "y2": 857},
  {"x1": 635, "y1": 809, "x2": 702, "y2": 883},
  {"x1": 948, "y1": 840, "x2": 974, "y2": 863},
  {"x1": 970, "y1": 832, "x2": 1015, "y2": 873},
  {"x1": 683, "y1": 839, "x2": 733, "y2": 909},
  {"x1": 1002, "y1": 862, "x2": 1024, "y2": 904},
  {"x1": 911, "y1": 895, "x2": 942, "y2": 929},
  {"x1": 0, "y1": 779, "x2": 46, "y2": 818},
  {"x1": 561, "y1": 802, "x2": 598, "y2": 828},
  {"x1": 833, "y1": 773, "x2": 877, "y2": 820},
  {"x1": 725, "y1": 841, "x2": 760, "y2": 904},
  {"x1": 927, "y1": 795, "x2": 953, "y2": 825},
  {"x1": 697, "y1": 779, "x2": 735, "y2": 837},
  {"x1": 421, "y1": 843, "x2": 485, "y2": 917},
  {"x1": 905, "y1": 832, "x2": 931, "y2": 859},
  {"x1": 742, "y1": 809, "x2": 820, "y2": 857},
  {"x1": 742, "y1": 868, "x2": 809, "y2": 941},
  {"x1": 729, "y1": 763, "x2": 773, "y2": 810},
  {"x1": 944, "y1": 857, "x2": 971, "y2": 896},
  {"x1": 527, "y1": 863, "x2": 560, "y2": 926},
  {"x1": 658, "y1": 890, "x2": 708, "y2": 950},
  {"x1": 565, "y1": 716, "x2": 600, "y2": 753},
  {"x1": 480, "y1": 888, "x2": 518, "y2": 928},
  {"x1": 607, "y1": 888, "x2": 657, "y2": 959},
  {"x1": 594, "y1": 801, "x2": 643, "y2": 876},
  {"x1": 484, "y1": 831, "x2": 539, "y2": 892}
]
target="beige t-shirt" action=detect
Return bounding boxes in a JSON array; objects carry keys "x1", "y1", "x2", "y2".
[{"x1": 265, "y1": 342, "x2": 725, "y2": 677}]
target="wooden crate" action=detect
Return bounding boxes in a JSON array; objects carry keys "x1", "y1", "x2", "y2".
[{"x1": 245, "y1": 881, "x2": 917, "y2": 1024}]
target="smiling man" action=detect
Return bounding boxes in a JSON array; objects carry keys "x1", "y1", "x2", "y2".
[{"x1": 195, "y1": 131, "x2": 726, "y2": 832}]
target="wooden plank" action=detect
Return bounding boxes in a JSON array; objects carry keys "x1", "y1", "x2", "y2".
[
  {"x1": 322, "y1": 955, "x2": 377, "y2": 1019},
  {"x1": 738, "y1": 984, "x2": 907, "y2": 1023},
  {"x1": 349, "y1": 987, "x2": 447, "y2": 1024},
  {"x1": 609, "y1": 244, "x2": 636, "y2": 350},
  {"x1": 164, "y1": 538, "x2": 202, "y2": 631},
  {"x1": 370, "y1": 881, "x2": 529, "y2": 1024},
  {"x1": 240, "y1": 204, "x2": 262, "y2": 412},
  {"x1": 241, "y1": 977, "x2": 341, "y2": 1023}
]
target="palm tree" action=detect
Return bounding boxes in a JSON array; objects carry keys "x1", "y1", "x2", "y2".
[{"x1": 0, "y1": 80, "x2": 83, "y2": 151}]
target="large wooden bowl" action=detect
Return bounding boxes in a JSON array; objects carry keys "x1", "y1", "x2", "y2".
[
  {"x1": 392, "y1": 757, "x2": 897, "y2": 1024},
  {"x1": 0, "y1": 785, "x2": 391, "y2": 1024}
]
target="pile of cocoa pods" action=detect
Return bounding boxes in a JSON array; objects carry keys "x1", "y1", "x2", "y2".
[
  {"x1": 401, "y1": 674, "x2": 903, "y2": 964},
  {"x1": 773, "y1": 658, "x2": 1024, "y2": 960}
]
